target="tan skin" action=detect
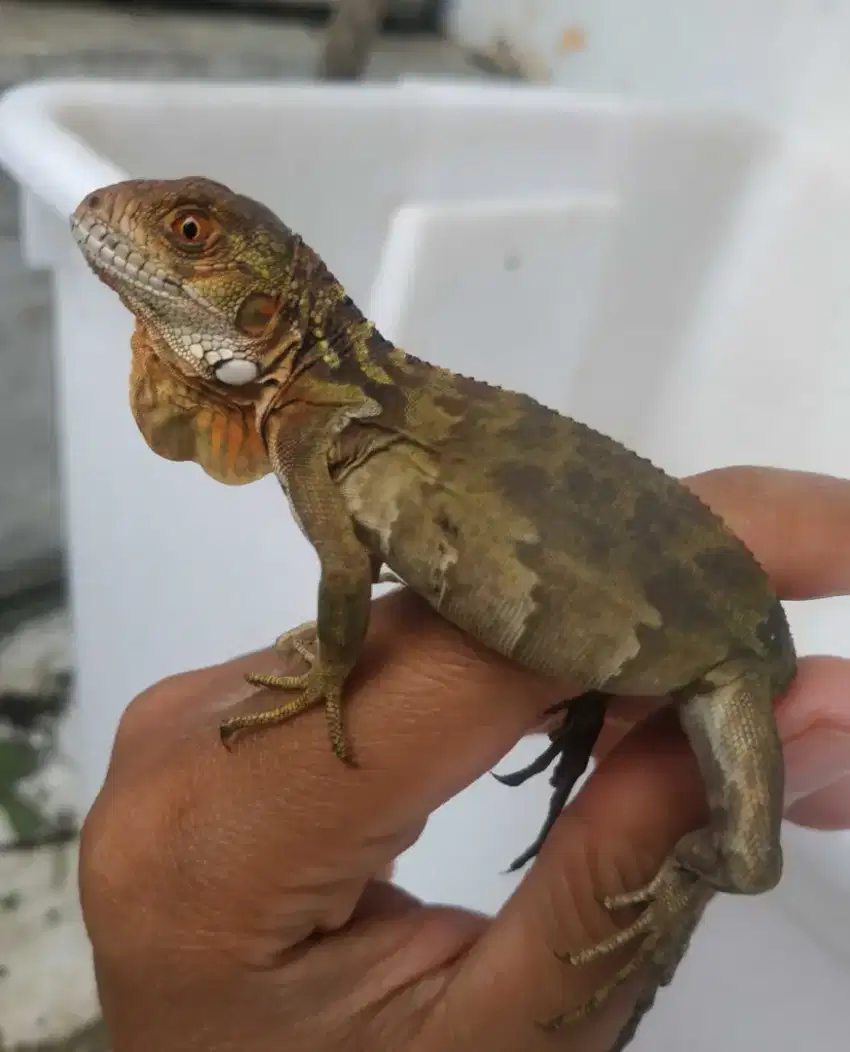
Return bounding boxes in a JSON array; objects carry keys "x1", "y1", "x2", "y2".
[{"x1": 80, "y1": 466, "x2": 850, "y2": 1052}]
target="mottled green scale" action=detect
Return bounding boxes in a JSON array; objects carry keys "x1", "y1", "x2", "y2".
[{"x1": 328, "y1": 348, "x2": 793, "y2": 699}]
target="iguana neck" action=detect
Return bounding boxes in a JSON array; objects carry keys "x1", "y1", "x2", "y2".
[{"x1": 289, "y1": 253, "x2": 403, "y2": 390}]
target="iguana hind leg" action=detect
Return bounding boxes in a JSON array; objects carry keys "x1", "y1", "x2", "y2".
[{"x1": 545, "y1": 660, "x2": 783, "y2": 1041}]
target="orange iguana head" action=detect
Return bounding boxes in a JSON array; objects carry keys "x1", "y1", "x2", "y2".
[{"x1": 71, "y1": 176, "x2": 333, "y2": 483}]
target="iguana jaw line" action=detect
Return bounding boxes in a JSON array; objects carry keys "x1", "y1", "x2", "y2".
[
  {"x1": 71, "y1": 211, "x2": 184, "y2": 300},
  {"x1": 71, "y1": 212, "x2": 260, "y2": 386}
]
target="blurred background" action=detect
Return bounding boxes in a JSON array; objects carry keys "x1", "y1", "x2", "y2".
[{"x1": 2, "y1": 3, "x2": 850, "y2": 1051}]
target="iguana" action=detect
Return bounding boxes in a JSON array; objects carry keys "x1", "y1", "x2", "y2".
[{"x1": 71, "y1": 176, "x2": 796, "y2": 1049}]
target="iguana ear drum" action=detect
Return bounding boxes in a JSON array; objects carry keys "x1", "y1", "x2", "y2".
[{"x1": 235, "y1": 293, "x2": 279, "y2": 337}]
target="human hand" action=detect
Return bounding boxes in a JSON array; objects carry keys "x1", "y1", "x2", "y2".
[{"x1": 79, "y1": 466, "x2": 850, "y2": 1052}]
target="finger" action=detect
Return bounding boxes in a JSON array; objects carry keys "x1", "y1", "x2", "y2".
[
  {"x1": 686, "y1": 466, "x2": 850, "y2": 599},
  {"x1": 87, "y1": 588, "x2": 572, "y2": 952},
  {"x1": 592, "y1": 697, "x2": 667, "y2": 758},
  {"x1": 593, "y1": 656, "x2": 850, "y2": 782},
  {"x1": 377, "y1": 860, "x2": 397, "y2": 882},
  {"x1": 785, "y1": 773, "x2": 850, "y2": 829},
  {"x1": 777, "y1": 656, "x2": 850, "y2": 826},
  {"x1": 420, "y1": 707, "x2": 705, "y2": 1050}
]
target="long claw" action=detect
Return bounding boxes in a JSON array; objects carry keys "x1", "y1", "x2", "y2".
[
  {"x1": 544, "y1": 860, "x2": 707, "y2": 1034},
  {"x1": 220, "y1": 672, "x2": 318, "y2": 748},
  {"x1": 221, "y1": 660, "x2": 353, "y2": 763},
  {"x1": 500, "y1": 693, "x2": 606, "y2": 872},
  {"x1": 492, "y1": 735, "x2": 565, "y2": 787},
  {"x1": 542, "y1": 952, "x2": 647, "y2": 1029},
  {"x1": 245, "y1": 671, "x2": 311, "y2": 692},
  {"x1": 562, "y1": 908, "x2": 655, "y2": 968}
]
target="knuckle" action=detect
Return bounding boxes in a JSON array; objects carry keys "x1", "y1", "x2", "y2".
[
  {"x1": 79, "y1": 712, "x2": 184, "y2": 953},
  {"x1": 79, "y1": 764, "x2": 165, "y2": 898},
  {"x1": 79, "y1": 665, "x2": 226, "y2": 952},
  {"x1": 78, "y1": 788, "x2": 152, "y2": 954},
  {"x1": 111, "y1": 669, "x2": 196, "y2": 753}
]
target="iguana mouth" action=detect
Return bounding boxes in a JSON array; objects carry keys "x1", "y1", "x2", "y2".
[
  {"x1": 71, "y1": 213, "x2": 184, "y2": 301},
  {"x1": 70, "y1": 211, "x2": 260, "y2": 386}
]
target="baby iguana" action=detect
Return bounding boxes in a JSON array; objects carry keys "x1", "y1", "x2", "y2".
[{"x1": 71, "y1": 177, "x2": 796, "y2": 1049}]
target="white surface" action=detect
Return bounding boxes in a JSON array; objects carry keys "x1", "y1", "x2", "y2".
[
  {"x1": 0, "y1": 77, "x2": 849, "y2": 1048},
  {"x1": 368, "y1": 195, "x2": 618, "y2": 399}
]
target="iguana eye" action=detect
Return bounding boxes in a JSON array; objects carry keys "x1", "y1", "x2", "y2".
[
  {"x1": 235, "y1": 294, "x2": 278, "y2": 336},
  {"x1": 169, "y1": 210, "x2": 217, "y2": 248}
]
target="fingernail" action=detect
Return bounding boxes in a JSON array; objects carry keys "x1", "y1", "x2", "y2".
[{"x1": 783, "y1": 727, "x2": 850, "y2": 806}]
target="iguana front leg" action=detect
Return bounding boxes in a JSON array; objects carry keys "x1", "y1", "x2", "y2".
[
  {"x1": 220, "y1": 403, "x2": 376, "y2": 763},
  {"x1": 257, "y1": 562, "x2": 400, "y2": 702}
]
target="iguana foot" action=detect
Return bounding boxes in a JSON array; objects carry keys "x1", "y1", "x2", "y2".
[
  {"x1": 271, "y1": 623, "x2": 318, "y2": 665},
  {"x1": 221, "y1": 651, "x2": 352, "y2": 763},
  {"x1": 542, "y1": 857, "x2": 706, "y2": 1032}
]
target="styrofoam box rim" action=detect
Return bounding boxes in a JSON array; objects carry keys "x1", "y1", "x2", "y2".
[{"x1": 0, "y1": 76, "x2": 778, "y2": 225}]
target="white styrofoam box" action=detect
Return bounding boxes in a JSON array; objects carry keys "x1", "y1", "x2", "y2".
[
  {"x1": 368, "y1": 195, "x2": 620, "y2": 401},
  {"x1": 0, "y1": 77, "x2": 782, "y2": 812},
  {"x1": 371, "y1": 195, "x2": 850, "y2": 1050},
  {"x1": 0, "y1": 77, "x2": 775, "y2": 299}
]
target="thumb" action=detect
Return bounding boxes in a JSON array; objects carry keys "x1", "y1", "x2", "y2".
[{"x1": 416, "y1": 708, "x2": 709, "y2": 1051}]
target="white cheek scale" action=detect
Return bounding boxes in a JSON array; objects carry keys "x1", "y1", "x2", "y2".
[{"x1": 215, "y1": 358, "x2": 259, "y2": 385}]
